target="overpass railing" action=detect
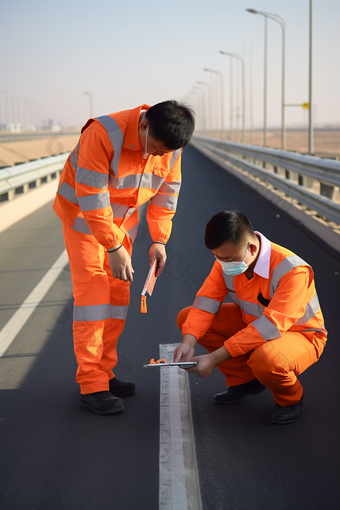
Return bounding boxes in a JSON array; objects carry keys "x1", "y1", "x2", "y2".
[
  {"x1": 0, "y1": 153, "x2": 69, "y2": 203},
  {"x1": 193, "y1": 135, "x2": 340, "y2": 225}
]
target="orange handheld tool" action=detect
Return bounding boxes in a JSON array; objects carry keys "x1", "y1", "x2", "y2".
[
  {"x1": 143, "y1": 358, "x2": 198, "y2": 369},
  {"x1": 141, "y1": 260, "x2": 158, "y2": 313}
]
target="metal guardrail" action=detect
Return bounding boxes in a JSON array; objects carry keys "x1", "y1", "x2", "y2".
[
  {"x1": 193, "y1": 136, "x2": 340, "y2": 225},
  {"x1": 0, "y1": 153, "x2": 69, "y2": 202}
]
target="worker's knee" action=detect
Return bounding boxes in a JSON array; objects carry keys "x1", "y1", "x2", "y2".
[{"x1": 177, "y1": 306, "x2": 192, "y2": 330}]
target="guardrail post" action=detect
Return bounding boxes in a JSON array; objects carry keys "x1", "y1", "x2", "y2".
[
  {"x1": 320, "y1": 183, "x2": 334, "y2": 200},
  {"x1": 306, "y1": 177, "x2": 314, "y2": 189}
]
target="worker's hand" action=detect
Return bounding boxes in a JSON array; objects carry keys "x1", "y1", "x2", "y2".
[
  {"x1": 173, "y1": 343, "x2": 195, "y2": 363},
  {"x1": 186, "y1": 354, "x2": 217, "y2": 378},
  {"x1": 108, "y1": 245, "x2": 134, "y2": 282},
  {"x1": 173, "y1": 334, "x2": 197, "y2": 362},
  {"x1": 186, "y1": 346, "x2": 231, "y2": 377},
  {"x1": 149, "y1": 243, "x2": 167, "y2": 277}
]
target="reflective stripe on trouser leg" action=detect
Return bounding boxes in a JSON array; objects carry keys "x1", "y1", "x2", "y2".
[
  {"x1": 247, "y1": 331, "x2": 323, "y2": 406},
  {"x1": 177, "y1": 303, "x2": 256, "y2": 387}
]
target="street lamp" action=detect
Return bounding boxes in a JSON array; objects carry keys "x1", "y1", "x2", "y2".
[
  {"x1": 308, "y1": 0, "x2": 313, "y2": 154},
  {"x1": 219, "y1": 51, "x2": 246, "y2": 143},
  {"x1": 246, "y1": 8, "x2": 286, "y2": 149},
  {"x1": 84, "y1": 91, "x2": 93, "y2": 118},
  {"x1": 197, "y1": 81, "x2": 211, "y2": 135},
  {"x1": 203, "y1": 68, "x2": 224, "y2": 139}
]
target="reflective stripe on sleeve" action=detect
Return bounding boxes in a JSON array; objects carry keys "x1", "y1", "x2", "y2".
[
  {"x1": 57, "y1": 181, "x2": 78, "y2": 204},
  {"x1": 76, "y1": 167, "x2": 109, "y2": 189},
  {"x1": 295, "y1": 292, "x2": 320, "y2": 325},
  {"x1": 71, "y1": 217, "x2": 93, "y2": 235},
  {"x1": 149, "y1": 193, "x2": 178, "y2": 211},
  {"x1": 270, "y1": 255, "x2": 308, "y2": 298},
  {"x1": 70, "y1": 149, "x2": 77, "y2": 171},
  {"x1": 78, "y1": 191, "x2": 110, "y2": 212},
  {"x1": 299, "y1": 328, "x2": 326, "y2": 334},
  {"x1": 193, "y1": 296, "x2": 222, "y2": 314},
  {"x1": 252, "y1": 314, "x2": 282, "y2": 340},
  {"x1": 73, "y1": 303, "x2": 129, "y2": 322},
  {"x1": 158, "y1": 180, "x2": 181, "y2": 194},
  {"x1": 95, "y1": 115, "x2": 124, "y2": 176}
]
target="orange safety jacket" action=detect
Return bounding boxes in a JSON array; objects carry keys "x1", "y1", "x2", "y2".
[
  {"x1": 182, "y1": 232, "x2": 327, "y2": 358},
  {"x1": 53, "y1": 104, "x2": 182, "y2": 249}
]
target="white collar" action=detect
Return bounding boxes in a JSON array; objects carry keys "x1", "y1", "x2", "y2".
[{"x1": 253, "y1": 231, "x2": 271, "y2": 279}]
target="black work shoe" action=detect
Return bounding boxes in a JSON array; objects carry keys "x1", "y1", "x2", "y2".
[
  {"x1": 109, "y1": 377, "x2": 135, "y2": 397},
  {"x1": 271, "y1": 396, "x2": 303, "y2": 425},
  {"x1": 79, "y1": 391, "x2": 124, "y2": 415},
  {"x1": 214, "y1": 378, "x2": 266, "y2": 404}
]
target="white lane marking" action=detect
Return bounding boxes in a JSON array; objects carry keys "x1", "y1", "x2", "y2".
[
  {"x1": 159, "y1": 343, "x2": 202, "y2": 510},
  {"x1": 0, "y1": 250, "x2": 69, "y2": 358}
]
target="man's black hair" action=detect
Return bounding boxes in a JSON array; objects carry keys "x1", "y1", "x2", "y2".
[
  {"x1": 205, "y1": 210, "x2": 256, "y2": 250},
  {"x1": 145, "y1": 100, "x2": 195, "y2": 150}
]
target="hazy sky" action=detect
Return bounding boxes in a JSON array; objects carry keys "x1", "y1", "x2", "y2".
[{"x1": 1, "y1": 0, "x2": 339, "y2": 129}]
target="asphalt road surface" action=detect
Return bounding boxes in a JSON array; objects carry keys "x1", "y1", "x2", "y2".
[{"x1": 1, "y1": 144, "x2": 340, "y2": 510}]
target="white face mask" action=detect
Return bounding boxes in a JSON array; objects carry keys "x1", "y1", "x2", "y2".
[
  {"x1": 142, "y1": 125, "x2": 149, "y2": 159},
  {"x1": 215, "y1": 243, "x2": 250, "y2": 276}
]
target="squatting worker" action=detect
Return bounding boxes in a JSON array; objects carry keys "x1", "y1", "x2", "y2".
[
  {"x1": 53, "y1": 101, "x2": 195, "y2": 415},
  {"x1": 174, "y1": 210, "x2": 327, "y2": 424}
]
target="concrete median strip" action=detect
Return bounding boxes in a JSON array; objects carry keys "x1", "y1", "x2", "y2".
[
  {"x1": 0, "y1": 250, "x2": 69, "y2": 358},
  {"x1": 159, "y1": 343, "x2": 202, "y2": 510}
]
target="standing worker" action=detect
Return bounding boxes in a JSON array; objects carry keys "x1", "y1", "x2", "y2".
[
  {"x1": 174, "y1": 210, "x2": 327, "y2": 424},
  {"x1": 53, "y1": 101, "x2": 195, "y2": 415}
]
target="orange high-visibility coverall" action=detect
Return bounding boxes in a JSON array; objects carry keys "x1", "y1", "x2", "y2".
[
  {"x1": 178, "y1": 232, "x2": 327, "y2": 406},
  {"x1": 53, "y1": 105, "x2": 182, "y2": 394}
]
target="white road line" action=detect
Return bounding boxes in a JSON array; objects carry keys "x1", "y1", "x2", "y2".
[
  {"x1": 159, "y1": 343, "x2": 202, "y2": 510},
  {"x1": 0, "y1": 249, "x2": 69, "y2": 358}
]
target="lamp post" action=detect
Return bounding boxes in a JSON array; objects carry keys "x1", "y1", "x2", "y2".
[
  {"x1": 203, "y1": 68, "x2": 224, "y2": 139},
  {"x1": 308, "y1": 0, "x2": 313, "y2": 154},
  {"x1": 246, "y1": 8, "x2": 286, "y2": 149},
  {"x1": 197, "y1": 81, "x2": 211, "y2": 135},
  {"x1": 219, "y1": 51, "x2": 245, "y2": 143},
  {"x1": 84, "y1": 91, "x2": 93, "y2": 118}
]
